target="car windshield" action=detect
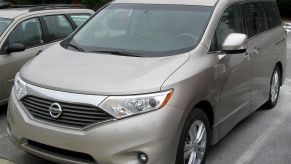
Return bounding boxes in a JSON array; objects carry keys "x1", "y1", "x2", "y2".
[
  {"x1": 65, "y1": 4, "x2": 213, "y2": 57},
  {"x1": 0, "y1": 18, "x2": 12, "y2": 36}
]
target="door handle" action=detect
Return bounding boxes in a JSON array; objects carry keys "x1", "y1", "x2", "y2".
[
  {"x1": 253, "y1": 47, "x2": 260, "y2": 55},
  {"x1": 244, "y1": 52, "x2": 251, "y2": 60}
]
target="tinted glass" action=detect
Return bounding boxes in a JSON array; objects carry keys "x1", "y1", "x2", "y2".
[
  {"x1": 210, "y1": 5, "x2": 245, "y2": 51},
  {"x1": 264, "y1": 2, "x2": 282, "y2": 29},
  {"x1": 6, "y1": 18, "x2": 43, "y2": 48},
  {"x1": 0, "y1": 18, "x2": 12, "y2": 36},
  {"x1": 66, "y1": 4, "x2": 213, "y2": 56},
  {"x1": 69, "y1": 14, "x2": 91, "y2": 27},
  {"x1": 244, "y1": 3, "x2": 268, "y2": 38},
  {"x1": 44, "y1": 15, "x2": 74, "y2": 41}
]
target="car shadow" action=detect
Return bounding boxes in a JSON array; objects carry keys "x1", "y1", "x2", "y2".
[{"x1": 206, "y1": 108, "x2": 272, "y2": 163}]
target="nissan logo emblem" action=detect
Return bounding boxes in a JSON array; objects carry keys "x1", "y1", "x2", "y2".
[{"x1": 49, "y1": 103, "x2": 62, "y2": 119}]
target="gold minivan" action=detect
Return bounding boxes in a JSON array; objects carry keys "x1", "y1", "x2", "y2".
[{"x1": 7, "y1": 0, "x2": 287, "y2": 163}]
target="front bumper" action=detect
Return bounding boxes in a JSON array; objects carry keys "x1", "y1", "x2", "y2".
[{"x1": 7, "y1": 88, "x2": 184, "y2": 164}]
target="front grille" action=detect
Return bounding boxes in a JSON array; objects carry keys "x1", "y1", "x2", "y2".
[
  {"x1": 21, "y1": 96, "x2": 114, "y2": 128},
  {"x1": 27, "y1": 140, "x2": 96, "y2": 163}
]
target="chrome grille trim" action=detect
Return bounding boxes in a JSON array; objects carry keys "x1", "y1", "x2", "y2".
[
  {"x1": 26, "y1": 83, "x2": 107, "y2": 107},
  {"x1": 20, "y1": 84, "x2": 115, "y2": 129}
]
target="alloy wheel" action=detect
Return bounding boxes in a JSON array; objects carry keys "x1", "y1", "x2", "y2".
[
  {"x1": 184, "y1": 120, "x2": 207, "y2": 164},
  {"x1": 271, "y1": 70, "x2": 280, "y2": 103}
]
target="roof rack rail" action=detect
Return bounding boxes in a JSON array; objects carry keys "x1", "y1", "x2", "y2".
[
  {"x1": 10, "y1": 5, "x2": 38, "y2": 8},
  {"x1": 28, "y1": 4, "x2": 86, "y2": 12}
]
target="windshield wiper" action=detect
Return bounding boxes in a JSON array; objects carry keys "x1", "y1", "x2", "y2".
[
  {"x1": 88, "y1": 50, "x2": 142, "y2": 57},
  {"x1": 66, "y1": 43, "x2": 84, "y2": 52}
]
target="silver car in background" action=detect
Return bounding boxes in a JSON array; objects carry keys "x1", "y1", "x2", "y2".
[
  {"x1": 7, "y1": 0, "x2": 287, "y2": 163},
  {"x1": 0, "y1": 5, "x2": 93, "y2": 106}
]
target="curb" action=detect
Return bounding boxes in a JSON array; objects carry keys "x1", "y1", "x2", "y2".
[{"x1": 0, "y1": 158, "x2": 16, "y2": 164}]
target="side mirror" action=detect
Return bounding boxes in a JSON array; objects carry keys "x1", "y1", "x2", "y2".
[
  {"x1": 5, "y1": 43, "x2": 26, "y2": 54},
  {"x1": 222, "y1": 33, "x2": 248, "y2": 54}
]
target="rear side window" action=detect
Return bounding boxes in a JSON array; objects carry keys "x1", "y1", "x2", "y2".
[
  {"x1": 264, "y1": 2, "x2": 282, "y2": 29},
  {"x1": 44, "y1": 15, "x2": 74, "y2": 42},
  {"x1": 68, "y1": 14, "x2": 91, "y2": 27},
  {"x1": 243, "y1": 3, "x2": 268, "y2": 38},
  {"x1": 210, "y1": 4, "x2": 245, "y2": 52}
]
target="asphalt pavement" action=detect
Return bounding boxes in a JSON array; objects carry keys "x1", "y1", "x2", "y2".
[{"x1": 0, "y1": 34, "x2": 290, "y2": 164}]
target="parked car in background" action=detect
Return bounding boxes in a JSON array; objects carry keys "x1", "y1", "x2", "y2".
[
  {"x1": 0, "y1": 0, "x2": 10, "y2": 8},
  {"x1": 0, "y1": 5, "x2": 94, "y2": 106},
  {"x1": 7, "y1": 0, "x2": 286, "y2": 164},
  {"x1": 283, "y1": 21, "x2": 291, "y2": 32}
]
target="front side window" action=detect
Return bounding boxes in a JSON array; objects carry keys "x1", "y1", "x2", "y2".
[
  {"x1": 44, "y1": 15, "x2": 74, "y2": 42},
  {"x1": 264, "y1": 2, "x2": 282, "y2": 29},
  {"x1": 69, "y1": 14, "x2": 91, "y2": 27},
  {"x1": 5, "y1": 18, "x2": 43, "y2": 48},
  {"x1": 64, "y1": 4, "x2": 213, "y2": 57},
  {"x1": 210, "y1": 4, "x2": 245, "y2": 52},
  {"x1": 244, "y1": 3, "x2": 268, "y2": 38},
  {"x1": 0, "y1": 18, "x2": 13, "y2": 36}
]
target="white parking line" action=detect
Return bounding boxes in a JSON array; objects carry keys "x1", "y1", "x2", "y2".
[{"x1": 234, "y1": 119, "x2": 283, "y2": 164}]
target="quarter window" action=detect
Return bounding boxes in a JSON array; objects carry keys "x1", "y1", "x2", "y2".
[
  {"x1": 210, "y1": 4, "x2": 245, "y2": 52},
  {"x1": 243, "y1": 3, "x2": 268, "y2": 38},
  {"x1": 44, "y1": 15, "x2": 74, "y2": 42},
  {"x1": 5, "y1": 18, "x2": 43, "y2": 48},
  {"x1": 68, "y1": 14, "x2": 91, "y2": 27},
  {"x1": 264, "y1": 2, "x2": 282, "y2": 29}
]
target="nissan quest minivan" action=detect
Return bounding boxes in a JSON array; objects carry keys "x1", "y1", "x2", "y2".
[{"x1": 7, "y1": 0, "x2": 287, "y2": 164}]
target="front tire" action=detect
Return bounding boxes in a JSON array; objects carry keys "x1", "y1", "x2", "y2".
[
  {"x1": 176, "y1": 109, "x2": 210, "y2": 164},
  {"x1": 263, "y1": 66, "x2": 281, "y2": 109}
]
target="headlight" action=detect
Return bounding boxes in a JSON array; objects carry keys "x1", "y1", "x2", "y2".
[
  {"x1": 99, "y1": 90, "x2": 173, "y2": 119},
  {"x1": 14, "y1": 73, "x2": 27, "y2": 100}
]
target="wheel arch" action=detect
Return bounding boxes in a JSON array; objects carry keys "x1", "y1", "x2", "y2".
[
  {"x1": 194, "y1": 100, "x2": 214, "y2": 130},
  {"x1": 275, "y1": 62, "x2": 283, "y2": 86}
]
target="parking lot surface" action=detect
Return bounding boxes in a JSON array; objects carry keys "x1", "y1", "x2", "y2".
[{"x1": 0, "y1": 34, "x2": 290, "y2": 164}]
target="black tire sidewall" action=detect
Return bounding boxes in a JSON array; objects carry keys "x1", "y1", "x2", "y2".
[{"x1": 176, "y1": 109, "x2": 210, "y2": 164}]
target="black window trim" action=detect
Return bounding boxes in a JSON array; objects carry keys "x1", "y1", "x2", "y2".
[
  {"x1": 243, "y1": 1, "x2": 283, "y2": 41},
  {"x1": 1, "y1": 16, "x2": 45, "y2": 53},
  {"x1": 262, "y1": 1, "x2": 282, "y2": 30}
]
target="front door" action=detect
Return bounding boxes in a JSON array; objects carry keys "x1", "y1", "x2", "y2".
[{"x1": 209, "y1": 4, "x2": 252, "y2": 135}]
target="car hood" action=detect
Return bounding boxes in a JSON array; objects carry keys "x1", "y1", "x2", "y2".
[{"x1": 20, "y1": 44, "x2": 190, "y2": 95}]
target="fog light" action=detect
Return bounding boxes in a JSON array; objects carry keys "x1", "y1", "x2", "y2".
[{"x1": 138, "y1": 153, "x2": 148, "y2": 163}]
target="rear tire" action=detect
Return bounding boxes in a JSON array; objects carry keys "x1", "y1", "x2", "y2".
[
  {"x1": 262, "y1": 66, "x2": 281, "y2": 109},
  {"x1": 176, "y1": 109, "x2": 210, "y2": 164}
]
